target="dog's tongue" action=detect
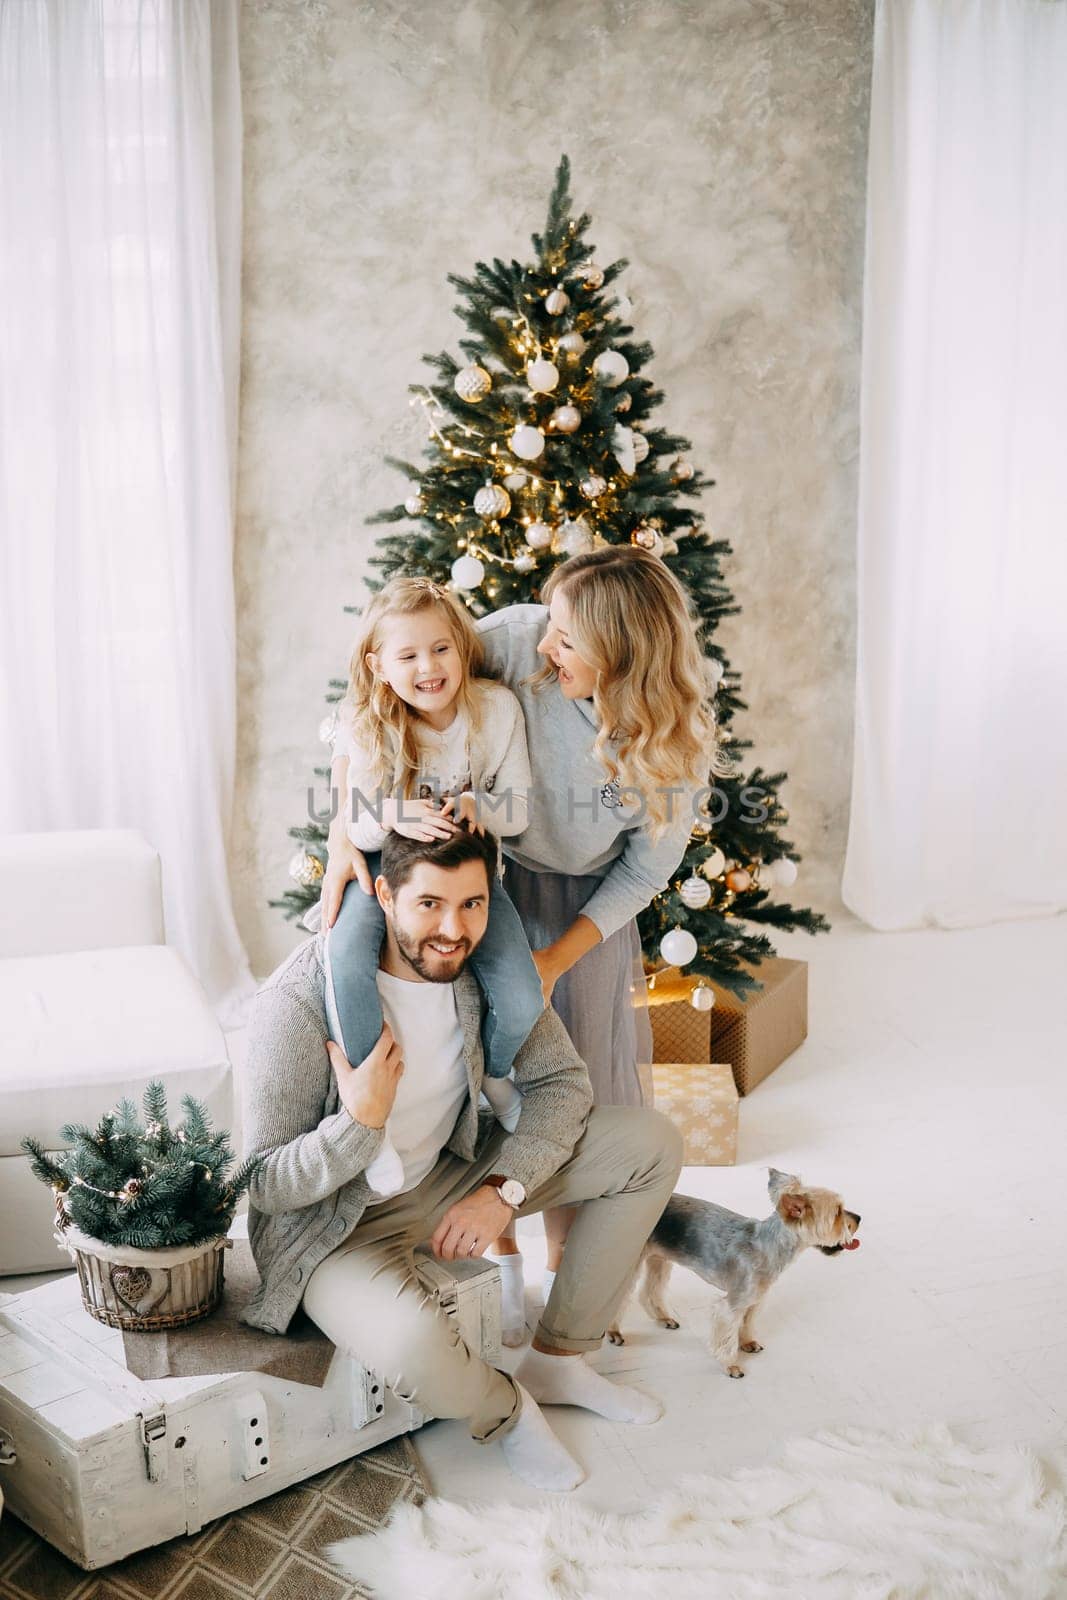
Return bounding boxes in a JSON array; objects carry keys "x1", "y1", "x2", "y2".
[{"x1": 844, "y1": 1238, "x2": 860, "y2": 1251}]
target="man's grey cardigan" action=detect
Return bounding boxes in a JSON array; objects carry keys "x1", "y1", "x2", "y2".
[{"x1": 240, "y1": 937, "x2": 594, "y2": 1334}]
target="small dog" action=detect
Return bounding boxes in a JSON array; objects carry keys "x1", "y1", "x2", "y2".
[{"x1": 608, "y1": 1169, "x2": 861, "y2": 1377}]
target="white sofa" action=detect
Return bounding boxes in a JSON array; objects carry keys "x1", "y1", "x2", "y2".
[{"x1": 0, "y1": 831, "x2": 232, "y2": 1276}]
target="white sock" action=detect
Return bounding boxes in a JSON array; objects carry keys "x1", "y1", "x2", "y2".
[
  {"x1": 488, "y1": 1253, "x2": 527, "y2": 1348},
  {"x1": 541, "y1": 1268, "x2": 557, "y2": 1305},
  {"x1": 499, "y1": 1383, "x2": 585, "y2": 1492},
  {"x1": 363, "y1": 1137, "x2": 405, "y2": 1199},
  {"x1": 515, "y1": 1346, "x2": 663, "y2": 1425}
]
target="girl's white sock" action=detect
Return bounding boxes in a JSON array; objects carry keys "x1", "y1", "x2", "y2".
[
  {"x1": 515, "y1": 1346, "x2": 663, "y2": 1425},
  {"x1": 488, "y1": 1252, "x2": 527, "y2": 1348},
  {"x1": 541, "y1": 1268, "x2": 557, "y2": 1305},
  {"x1": 499, "y1": 1383, "x2": 585, "y2": 1492},
  {"x1": 363, "y1": 1137, "x2": 405, "y2": 1199}
]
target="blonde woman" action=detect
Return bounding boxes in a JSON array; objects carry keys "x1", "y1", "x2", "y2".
[{"x1": 322, "y1": 547, "x2": 717, "y2": 1324}]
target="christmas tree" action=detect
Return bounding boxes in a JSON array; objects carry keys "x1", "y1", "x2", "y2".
[
  {"x1": 275, "y1": 156, "x2": 829, "y2": 998},
  {"x1": 22, "y1": 1082, "x2": 261, "y2": 1250}
]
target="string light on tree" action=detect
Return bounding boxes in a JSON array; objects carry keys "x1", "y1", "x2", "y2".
[{"x1": 454, "y1": 364, "x2": 492, "y2": 403}]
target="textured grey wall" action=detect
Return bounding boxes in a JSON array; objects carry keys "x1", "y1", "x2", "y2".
[{"x1": 234, "y1": 0, "x2": 873, "y2": 979}]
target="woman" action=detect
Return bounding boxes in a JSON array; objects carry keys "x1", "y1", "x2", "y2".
[{"x1": 321, "y1": 546, "x2": 718, "y2": 1324}]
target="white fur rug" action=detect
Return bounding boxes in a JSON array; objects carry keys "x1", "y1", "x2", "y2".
[{"x1": 327, "y1": 1424, "x2": 1066, "y2": 1600}]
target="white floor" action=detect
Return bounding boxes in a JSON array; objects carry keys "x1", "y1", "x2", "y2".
[{"x1": 415, "y1": 911, "x2": 1067, "y2": 1506}]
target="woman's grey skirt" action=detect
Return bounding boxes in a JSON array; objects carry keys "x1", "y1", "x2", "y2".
[{"x1": 502, "y1": 857, "x2": 653, "y2": 1107}]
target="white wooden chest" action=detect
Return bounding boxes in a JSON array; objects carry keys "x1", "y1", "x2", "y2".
[{"x1": 0, "y1": 1253, "x2": 500, "y2": 1570}]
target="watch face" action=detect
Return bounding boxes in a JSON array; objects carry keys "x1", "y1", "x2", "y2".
[{"x1": 500, "y1": 1179, "x2": 525, "y2": 1208}]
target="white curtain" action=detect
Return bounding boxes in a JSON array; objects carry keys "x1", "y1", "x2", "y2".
[
  {"x1": 0, "y1": 0, "x2": 252, "y2": 1007},
  {"x1": 843, "y1": 0, "x2": 1067, "y2": 930}
]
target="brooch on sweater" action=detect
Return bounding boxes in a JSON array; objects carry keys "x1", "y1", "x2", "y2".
[{"x1": 600, "y1": 780, "x2": 623, "y2": 809}]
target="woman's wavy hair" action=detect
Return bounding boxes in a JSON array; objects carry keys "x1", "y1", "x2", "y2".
[
  {"x1": 529, "y1": 546, "x2": 726, "y2": 836},
  {"x1": 344, "y1": 576, "x2": 485, "y2": 796}
]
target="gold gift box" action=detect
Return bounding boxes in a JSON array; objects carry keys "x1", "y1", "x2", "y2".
[
  {"x1": 645, "y1": 957, "x2": 808, "y2": 1096},
  {"x1": 637, "y1": 1060, "x2": 738, "y2": 1166}
]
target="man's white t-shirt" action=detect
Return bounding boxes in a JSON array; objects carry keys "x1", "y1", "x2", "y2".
[{"x1": 367, "y1": 968, "x2": 470, "y2": 1198}]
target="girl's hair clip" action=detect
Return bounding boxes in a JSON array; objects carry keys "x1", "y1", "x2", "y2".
[{"x1": 409, "y1": 576, "x2": 447, "y2": 600}]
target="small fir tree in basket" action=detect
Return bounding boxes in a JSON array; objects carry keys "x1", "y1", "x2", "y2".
[{"x1": 22, "y1": 1080, "x2": 261, "y2": 1251}]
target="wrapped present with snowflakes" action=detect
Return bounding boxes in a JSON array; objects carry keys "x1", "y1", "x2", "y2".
[{"x1": 637, "y1": 1061, "x2": 738, "y2": 1166}]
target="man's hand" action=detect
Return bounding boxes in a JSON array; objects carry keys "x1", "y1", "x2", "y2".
[
  {"x1": 327, "y1": 1025, "x2": 404, "y2": 1130},
  {"x1": 322, "y1": 835, "x2": 374, "y2": 927},
  {"x1": 430, "y1": 1186, "x2": 514, "y2": 1261}
]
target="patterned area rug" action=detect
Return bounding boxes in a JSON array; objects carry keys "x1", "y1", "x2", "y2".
[{"x1": 0, "y1": 1436, "x2": 425, "y2": 1600}]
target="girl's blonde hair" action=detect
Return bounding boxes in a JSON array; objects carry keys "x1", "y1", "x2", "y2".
[
  {"x1": 530, "y1": 546, "x2": 724, "y2": 836},
  {"x1": 344, "y1": 576, "x2": 484, "y2": 796}
]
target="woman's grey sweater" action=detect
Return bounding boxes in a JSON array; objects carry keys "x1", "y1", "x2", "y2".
[
  {"x1": 476, "y1": 605, "x2": 700, "y2": 941},
  {"x1": 239, "y1": 936, "x2": 594, "y2": 1334}
]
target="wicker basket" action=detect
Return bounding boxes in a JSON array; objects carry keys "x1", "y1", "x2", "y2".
[{"x1": 55, "y1": 1225, "x2": 231, "y2": 1330}]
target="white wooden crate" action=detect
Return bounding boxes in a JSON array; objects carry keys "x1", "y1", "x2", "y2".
[{"x1": 0, "y1": 1252, "x2": 500, "y2": 1570}]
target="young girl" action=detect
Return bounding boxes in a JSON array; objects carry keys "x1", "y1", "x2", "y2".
[{"x1": 321, "y1": 576, "x2": 543, "y2": 1205}]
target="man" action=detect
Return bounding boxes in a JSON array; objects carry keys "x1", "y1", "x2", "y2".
[{"x1": 241, "y1": 825, "x2": 682, "y2": 1491}]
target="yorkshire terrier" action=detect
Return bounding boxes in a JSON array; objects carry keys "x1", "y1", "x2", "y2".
[{"x1": 608, "y1": 1169, "x2": 861, "y2": 1377}]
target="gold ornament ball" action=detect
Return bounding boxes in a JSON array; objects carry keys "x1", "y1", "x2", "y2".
[
  {"x1": 580, "y1": 474, "x2": 607, "y2": 500},
  {"x1": 582, "y1": 264, "x2": 605, "y2": 290},
  {"x1": 632, "y1": 524, "x2": 662, "y2": 554},
  {"x1": 672, "y1": 458, "x2": 695, "y2": 482},
  {"x1": 454, "y1": 364, "x2": 492, "y2": 404},
  {"x1": 725, "y1": 868, "x2": 752, "y2": 893},
  {"x1": 545, "y1": 288, "x2": 570, "y2": 314},
  {"x1": 552, "y1": 404, "x2": 582, "y2": 433},
  {"x1": 525, "y1": 520, "x2": 554, "y2": 550},
  {"x1": 288, "y1": 849, "x2": 324, "y2": 888},
  {"x1": 474, "y1": 482, "x2": 512, "y2": 520}
]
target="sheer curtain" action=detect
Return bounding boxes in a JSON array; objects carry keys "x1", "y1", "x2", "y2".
[
  {"x1": 0, "y1": 0, "x2": 252, "y2": 1006},
  {"x1": 843, "y1": 0, "x2": 1067, "y2": 930}
]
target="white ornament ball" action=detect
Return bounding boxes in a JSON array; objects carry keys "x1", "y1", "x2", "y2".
[
  {"x1": 594, "y1": 349, "x2": 630, "y2": 387},
  {"x1": 510, "y1": 425, "x2": 545, "y2": 461},
  {"x1": 701, "y1": 847, "x2": 727, "y2": 879},
  {"x1": 451, "y1": 555, "x2": 485, "y2": 590},
  {"x1": 552, "y1": 404, "x2": 582, "y2": 434},
  {"x1": 632, "y1": 525, "x2": 663, "y2": 555},
  {"x1": 319, "y1": 711, "x2": 338, "y2": 744},
  {"x1": 616, "y1": 294, "x2": 635, "y2": 319},
  {"x1": 672, "y1": 458, "x2": 695, "y2": 482},
  {"x1": 545, "y1": 288, "x2": 570, "y2": 314},
  {"x1": 707, "y1": 657, "x2": 725, "y2": 686},
  {"x1": 454, "y1": 364, "x2": 492, "y2": 403},
  {"x1": 580, "y1": 474, "x2": 607, "y2": 500},
  {"x1": 615, "y1": 392, "x2": 632, "y2": 413},
  {"x1": 474, "y1": 482, "x2": 511, "y2": 519},
  {"x1": 289, "y1": 849, "x2": 324, "y2": 888},
  {"x1": 527, "y1": 359, "x2": 560, "y2": 394},
  {"x1": 513, "y1": 552, "x2": 537, "y2": 574},
  {"x1": 558, "y1": 331, "x2": 587, "y2": 357},
  {"x1": 631, "y1": 431, "x2": 650, "y2": 464},
  {"x1": 690, "y1": 984, "x2": 716, "y2": 1013},
  {"x1": 661, "y1": 537, "x2": 678, "y2": 555},
  {"x1": 679, "y1": 875, "x2": 712, "y2": 909},
  {"x1": 404, "y1": 493, "x2": 425, "y2": 516},
  {"x1": 560, "y1": 517, "x2": 594, "y2": 555},
  {"x1": 525, "y1": 520, "x2": 554, "y2": 550},
  {"x1": 504, "y1": 469, "x2": 529, "y2": 491},
  {"x1": 582, "y1": 264, "x2": 605, "y2": 290},
  {"x1": 764, "y1": 857, "x2": 798, "y2": 888},
  {"x1": 660, "y1": 927, "x2": 698, "y2": 968}
]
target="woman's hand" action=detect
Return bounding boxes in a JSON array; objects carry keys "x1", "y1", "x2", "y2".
[
  {"x1": 531, "y1": 946, "x2": 566, "y2": 1005},
  {"x1": 321, "y1": 835, "x2": 373, "y2": 928},
  {"x1": 531, "y1": 918, "x2": 602, "y2": 1005},
  {"x1": 441, "y1": 792, "x2": 486, "y2": 837},
  {"x1": 383, "y1": 795, "x2": 461, "y2": 843}
]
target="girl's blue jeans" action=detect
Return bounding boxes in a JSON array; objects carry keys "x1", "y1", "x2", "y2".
[{"x1": 322, "y1": 853, "x2": 545, "y2": 1078}]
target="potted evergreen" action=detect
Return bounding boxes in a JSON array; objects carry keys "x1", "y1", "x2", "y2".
[{"x1": 22, "y1": 1082, "x2": 261, "y2": 1331}]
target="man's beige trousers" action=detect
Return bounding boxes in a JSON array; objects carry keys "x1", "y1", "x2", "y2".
[{"x1": 302, "y1": 1105, "x2": 683, "y2": 1442}]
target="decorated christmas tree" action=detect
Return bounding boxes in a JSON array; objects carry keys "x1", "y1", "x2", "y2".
[
  {"x1": 275, "y1": 156, "x2": 829, "y2": 998},
  {"x1": 22, "y1": 1082, "x2": 261, "y2": 1250}
]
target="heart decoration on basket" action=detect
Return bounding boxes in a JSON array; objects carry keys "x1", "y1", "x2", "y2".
[{"x1": 109, "y1": 1265, "x2": 169, "y2": 1318}]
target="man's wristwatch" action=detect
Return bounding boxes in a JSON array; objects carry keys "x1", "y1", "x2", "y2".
[{"x1": 483, "y1": 1175, "x2": 526, "y2": 1210}]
